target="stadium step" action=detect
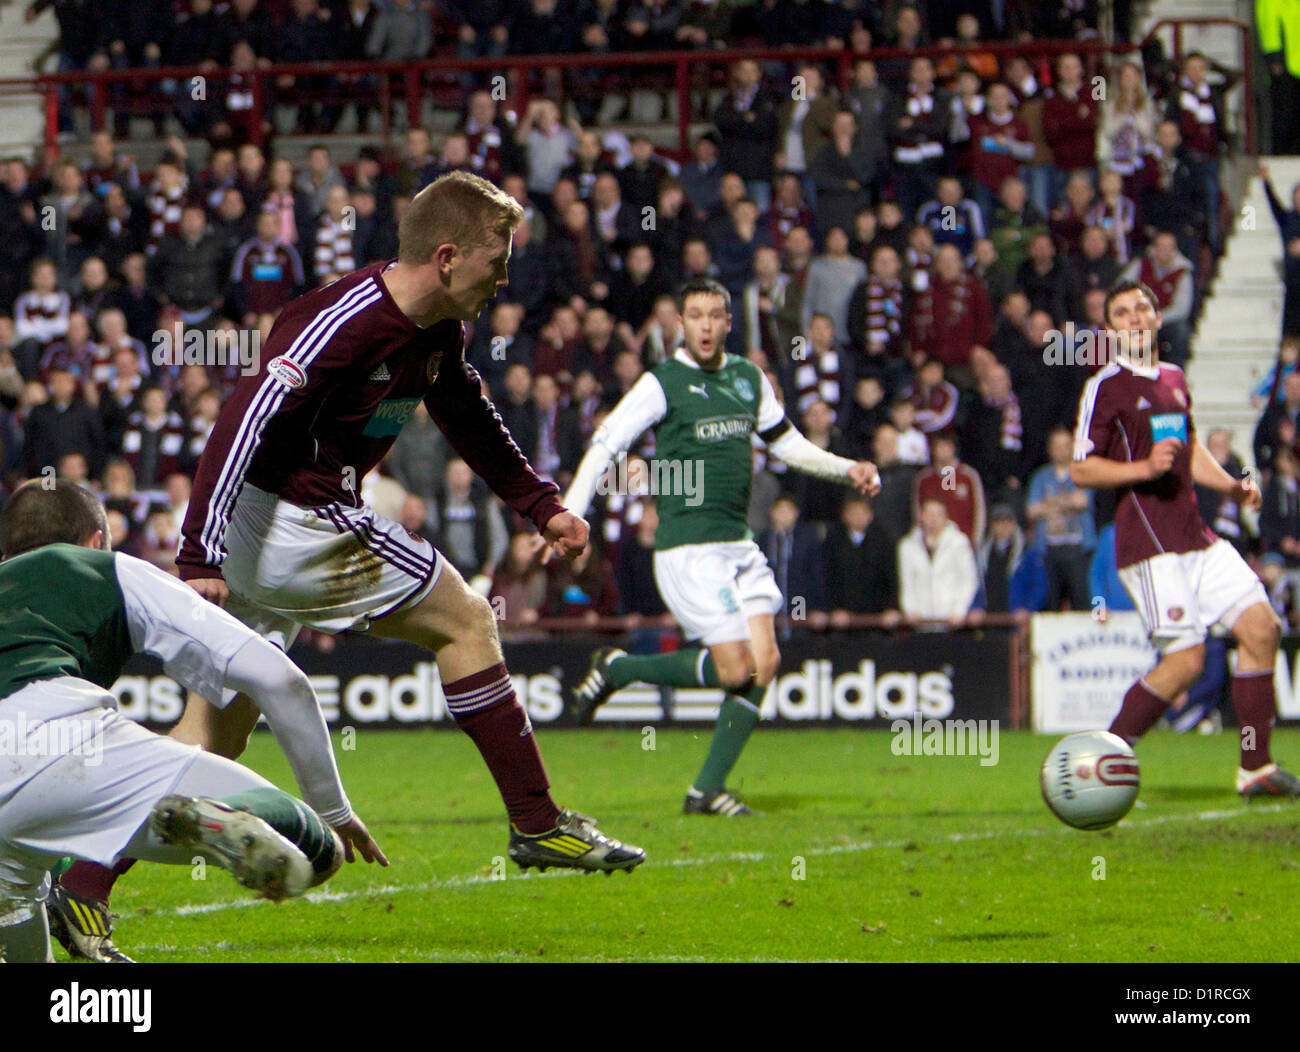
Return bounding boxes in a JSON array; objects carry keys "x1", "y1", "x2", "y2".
[
  {"x1": 1186, "y1": 154, "x2": 1300, "y2": 466},
  {"x1": 0, "y1": 0, "x2": 54, "y2": 157}
]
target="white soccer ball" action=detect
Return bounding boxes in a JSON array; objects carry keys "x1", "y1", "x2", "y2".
[{"x1": 1040, "y1": 731, "x2": 1141, "y2": 831}]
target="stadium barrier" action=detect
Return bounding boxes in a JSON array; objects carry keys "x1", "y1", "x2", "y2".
[
  {"x1": 113, "y1": 618, "x2": 1023, "y2": 731},
  {"x1": 0, "y1": 18, "x2": 1256, "y2": 162}
]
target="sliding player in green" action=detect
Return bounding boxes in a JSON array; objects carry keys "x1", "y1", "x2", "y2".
[{"x1": 564, "y1": 278, "x2": 880, "y2": 815}]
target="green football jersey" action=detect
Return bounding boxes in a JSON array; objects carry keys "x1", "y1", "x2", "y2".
[
  {"x1": 0, "y1": 544, "x2": 132, "y2": 701},
  {"x1": 646, "y1": 353, "x2": 773, "y2": 550}
]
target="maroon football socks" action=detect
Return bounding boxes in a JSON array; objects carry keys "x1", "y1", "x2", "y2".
[
  {"x1": 443, "y1": 662, "x2": 561, "y2": 835},
  {"x1": 1109, "y1": 678, "x2": 1169, "y2": 744}
]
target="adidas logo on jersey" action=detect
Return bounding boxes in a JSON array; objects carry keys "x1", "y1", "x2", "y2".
[
  {"x1": 1136, "y1": 396, "x2": 1151, "y2": 409},
  {"x1": 369, "y1": 363, "x2": 392, "y2": 382}
]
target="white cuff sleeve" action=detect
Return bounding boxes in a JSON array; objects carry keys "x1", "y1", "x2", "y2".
[{"x1": 768, "y1": 428, "x2": 859, "y2": 482}]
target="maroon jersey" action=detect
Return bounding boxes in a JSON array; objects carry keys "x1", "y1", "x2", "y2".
[
  {"x1": 178, "y1": 261, "x2": 565, "y2": 581},
  {"x1": 1073, "y1": 358, "x2": 1216, "y2": 568}
]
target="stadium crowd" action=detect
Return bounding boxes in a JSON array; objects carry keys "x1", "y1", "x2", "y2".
[{"x1": 4, "y1": 0, "x2": 1293, "y2": 645}]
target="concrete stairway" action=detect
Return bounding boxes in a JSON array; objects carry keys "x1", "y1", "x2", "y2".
[
  {"x1": 1186, "y1": 158, "x2": 1296, "y2": 459},
  {"x1": 0, "y1": 0, "x2": 56, "y2": 159}
]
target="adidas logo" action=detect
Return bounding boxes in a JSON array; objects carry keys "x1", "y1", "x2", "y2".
[
  {"x1": 369, "y1": 363, "x2": 392, "y2": 382},
  {"x1": 1137, "y1": 396, "x2": 1151, "y2": 409}
]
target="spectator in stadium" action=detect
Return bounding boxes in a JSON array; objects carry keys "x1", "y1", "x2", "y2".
[
  {"x1": 811, "y1": 110, "x2": 877, "y2": 240},
  {"x1": 1260, "y1": 162, "x2": 1300, "y2": 339},
  {"x1": 971, "y1": 237, "x2": 1014, "y2": 312},
  {"x1": 904, "y1": 355, "x2": 958, "y2": 435},
  {"x1": 775, "y1": 63, "x2": 838, "y2": 207},
  {"x1": 783, "y1": 399, "x2": 852, "y2": 524},
  {"x1": 274, "y1": 0, "x2": 342, "y2": 133},
  {"x1": 916, "y1": 177, "x2": 984, "y2": 263},
  {"x1": 529, "y1": 373, "x2": 584, "y2": 486},
  {"x1": 822, "y1": 494, "x2": 899, "y2": 621},
  {"x1": 1119, "y1": 231, "x2": 1195, "y2": 367},
  {"x1": 619, "y1": 134, "x2": 671, "y2": 216},
  {"x1": 1025, "y1": 427, "x2": 1095, "y2": 611},
  {"x1": 1069, "y1": 226, "x2": 1123, "y2": 305},
  {"x1": 14, "y1": 258, "x2": 70, "y2": 377},
  {"x1": 888, "y1": 396, "x2": 929, "y2": 466},
  {"x1": 712, "y1": 59, "x2": 779, "y2": 210},
  {"x1": 743, "y1": 244, "x2": 801, "y2": 382},
  {"x1": 182, "y1": 384, "x2": 223, "y2": 474},
  {"x1": 1006, "y1": 55, "x2": 1054, "y2": 218},
  {"x1": 1098, "y1": 60, "x2": 1156, "y2": 201},
  {"x1": 110, "y1": 253, "x2": 160, "y2": 346},
  {"x1": 532, "y1": 304, "x2": 583, "y2": 379},
  {"x1": 148, "y1": 204, "x2": 225, "y2": 327},
  {"x1": 877, "y1": 4, "x2": 927, "y2": 88},
  {"x1": 969, "y1": 83, "x2": 1036, "y2": 226},
  {"x1": 21, "y1": 366, "x2": 105, "y2": 477},
  {"x1": 561, "y1": 131, "x2": 616, "y2": 203},
  {"x1": 898, "y1": 496, "x2": 979, "y2": 624},
  {"x1": 517, "y1": 99, "x2": 579, "y2": 204},
  {"x1": 41, "y1": 160, "x2": 97, "y2": 282},
  {"x1": 978, "y1": 503, "x2": 1044, "y2": 617},
  {"x1": 343, "y1": 187, "x2": 391, "y2": 267},
  {"x1": 713, "y1": 198, "x2": 772, "y2": 306},
  {"x1": 1261, "y1": 444, "x2": 1300, "y2": 569},
  {"x1": 907, "y1": 243, "x2": 992, "y2": 383},
  {"x1": 767, "y1": 173, "x2": 819, "y2": 257},
  {"x1": 294, "y1": 145, "x2": 345, "y2": 219},
  {"x1": 1043, "y1": 54, "x2": 1099, "y2": 202},
  {"x1": 38, "y1": 310, "x2": 97, "y2": 385},
  {"x1": 568, "y1": 306, "x2": 622, "y2": 384},
  {"x1": 1050, "y1": 171, "x2": 1097, "y2": 259},
  {"x1": 1259, "y1": 551, "x2": 1300, "y2": 628},
  {"x1": 913, "y1": 430, "x2": 986, "y2": 546},
  {"x1": 801, "y1": 227, "x2": 867, "y2": 348},
  {"x1": 680, "y1": 132, "x2": 723, "y2": 223},
  {"x1": 1141, "y1": 121, "x2": 1206, "y2": 264},
  {"x1": 960, "y1": 360, "x2": 1024, "y2": 509},
  {"x1": 71, "y1": 257, "x2": 114, "y2": 330},
  {"x1": 1018, "y1": 233, "x2": 1078, "y2": 326},
  {"x1": 1087, "y1": 169, "x2": 1138, "y2": 266},
  {"x1": 868, "y1": 422, "x2": 914, "y2": 541},
  {"x1": 90, "y1": 183, "x2": 147, "y2": 278},
  {"x1": 312, "y1": 185, "x2": 357, "y2": 287},
  {"x1": 842, "y1": 373, "x2": 889, "y2": 459},
  {"x1": 589, "y1": 172, "x2": 643, "y2": 266},
  {"x1": 91, "y1": 309, "x2": 147, "y2": 388},
  {"x1": 426, "y1": 457, "x2": 509, "y2": 592},
  {"x1": 468, "y1": 301, "x2": 531, "y2": 395},
  {"x1": 605, "y1": 242, "x2": 670, "y2": 335},
  {"x1": 0, "y1": 163, "x2": 44, "y2": 317},
  {"x1": 490, "y1": 532, "x2": 548, "y2": 626},
  {"x1": 757, "y1": 494, "x2": 827, "y2": 627},
  {"x1": 632, "y1": 294, "x2": 683, "y2": 365},
  {"x1": 1165, "y1": 51, "x2": 1229, "y2": 255},
  {"x1": 602, "y1": 346, "x2": 644, "y2": 407},
  {"x1": 845, "y1": 244, "x2": 907, "y2": 392},
  {"x1": 988, "y1": 176, "x2": 1048, "y2": 280},
  {"x1": 888, "y1": 57, "x2": 950, "y2": 219},
  {"x1": 210, "y1": 190, "x2": 254, "y2": 276},
  {"x1": 792, "y1": 315, "x2": 843, "y2": 422},
  {"x1": 120, "y1": 385, "x2": 186, "y2": 490},
  {"x1": 1254, "y1": 336, "x2": 1300, "y2": 410},
  {"x1": 1194, "y1": 428, "x2": 1249, "y2": 556},
  {"x1": 546, "y1": 200, "x2": 605, "y2": 312},
  {"x1": 614, "y1": 499, "x2": 667, "y2": 620},
  {"x1": 544, "y1": 538, "x2": 619, "y2": 622}
]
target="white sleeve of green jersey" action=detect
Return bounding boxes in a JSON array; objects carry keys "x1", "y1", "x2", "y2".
[
  {"x1": 564, "y1": 372, "x2": 668, "y2": 518},
  {"x1": 756, "y1": 369, "x2": 786, "y2": 432},
  {"x1": 114, "y1": 554, "x2": 352, "y2": 825}
]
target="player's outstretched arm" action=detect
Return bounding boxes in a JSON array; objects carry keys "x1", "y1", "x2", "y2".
[
  {"x1": 1191, "y1": 438, "x2": 1262, "y2": 510},
  {"x1": 113, "y1": 553, "x2": 386, "y2": 865}
]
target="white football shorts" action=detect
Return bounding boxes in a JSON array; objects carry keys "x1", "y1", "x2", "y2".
[
  {"x1": 1118, "y1": 538, "x2": 1269, "y2": 656},
  {"x1": 653, "y1": 540, "x2": 783, "y2": 646},
  {"x1": 221, "y1": 483, "x2": 444, "y2": 649}
]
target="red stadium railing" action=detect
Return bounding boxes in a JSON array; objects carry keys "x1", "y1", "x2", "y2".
[{"x1": 0, "y1": 18, "x2": 1255, "y2": 164}]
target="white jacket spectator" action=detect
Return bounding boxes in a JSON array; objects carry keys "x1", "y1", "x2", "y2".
[{"x1": 898, "y1": 500, "x2": 979, "y2": 620}]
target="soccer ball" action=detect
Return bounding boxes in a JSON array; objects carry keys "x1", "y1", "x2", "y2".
[{"x1": 1040, "y1": 731, "x2": 1141, "y2": 831}]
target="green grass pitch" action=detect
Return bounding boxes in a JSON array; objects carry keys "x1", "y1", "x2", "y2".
[{"x1": 94, "y1": 727, "x2": 1300, "y2": 963}]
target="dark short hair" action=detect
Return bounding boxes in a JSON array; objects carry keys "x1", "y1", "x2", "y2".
[
  {"x1": 1103, "y1": 279, "x2": 1159, "y2": 326},
  {"x1": 677, "y1": 276, "x2": 731, "y2": 314},
  {"x1": 0, "y1": 478, "x2": 110, "y2": 559}
]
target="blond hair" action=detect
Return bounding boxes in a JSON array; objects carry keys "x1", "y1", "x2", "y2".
[{"x1": 398, "y1": 170, "x2": 524, "y2": 264}]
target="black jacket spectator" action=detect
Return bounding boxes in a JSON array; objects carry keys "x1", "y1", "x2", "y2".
[
  {"x1": 712, "y1": 80, "x2": 780, "y2": 185},
  {"x1": 148, "y1": 231, "x2": 225, "y2": 314},
  {"x1": 823, "y1": 519, "x2": 898, "y2": 612},
  {"x1": 22, "y1": 395, "x2": 107, "y2": 477}
]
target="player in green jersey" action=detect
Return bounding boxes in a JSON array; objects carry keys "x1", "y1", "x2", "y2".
[
  {"x1": 563, "y1": 278, "x2": 880, "y2": 815},
  {"x1": 0, "y1": 480, "x2": 384, "y2": 962}
]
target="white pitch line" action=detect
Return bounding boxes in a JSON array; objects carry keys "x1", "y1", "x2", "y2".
[{"x1": 157, "y1": 801, "x2": 1293, "y2": 920}]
